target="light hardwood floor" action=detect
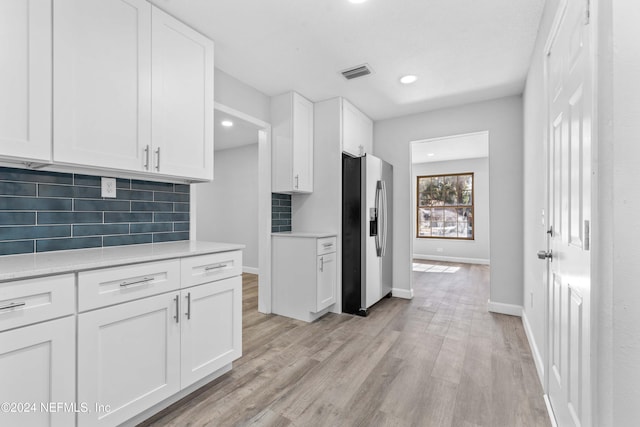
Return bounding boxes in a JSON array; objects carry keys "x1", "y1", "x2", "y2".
[{"x1": 140, "y1": 262, "x2": 550, "y2": 427}]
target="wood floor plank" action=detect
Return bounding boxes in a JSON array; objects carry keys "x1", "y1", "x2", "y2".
[{"x1": 141, "y1": 267, "x2": 550, "y2": 427}]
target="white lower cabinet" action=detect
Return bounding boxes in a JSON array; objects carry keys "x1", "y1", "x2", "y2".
[
  {"x1": 272, "y1": 234, "x2": 337, "y2": 322},
  {"x1": 77, "y1": 292, "x2": 181, "y2": 427},
  {"x1": 0, "y1": 316, "x2": 75, "y2": 427},
  {"x1": 316, "y1": 251, "x2": 337, "y2": 312},
  {"x1": 180, "y1": 276, "x2": 242, "y2": 388},
  {"x1": 77, "y1": 251, "x2": 242, "y2": 427}
]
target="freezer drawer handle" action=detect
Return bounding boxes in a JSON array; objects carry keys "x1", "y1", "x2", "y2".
[
  {"x1": 0, "y1": 301, "x2": 26, "y2": 311},
  {"x1": 120, "y1": 277, "x2": 153, "y2": 287},
  {"x1": 205, "y1": 263, "x2": 228, "y2": 271}
]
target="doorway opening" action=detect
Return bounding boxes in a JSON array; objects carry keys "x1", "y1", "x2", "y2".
[
  {"x1": 191, "y1": 103, "x2": 271, "y2": 314},
  {"x1": 409, "y1": 131, "x2": 490, "y2": 293}
]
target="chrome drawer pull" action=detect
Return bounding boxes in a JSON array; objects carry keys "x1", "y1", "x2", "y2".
[
  {"x1": 205, "y1": 263, "x2": 227, "y2": 271},
  {"x1": 322, "y1": 243, "x2": 333, "y2": 247},
  {"x1": 185, "y1": 292, "x2": 191, "y2": 320},
  {"x1": 0, "y1": 302, "x2": 26, "y2": 311},
  {"x1": 120, "y1": 277, "x2": 153, "y2": 287}
]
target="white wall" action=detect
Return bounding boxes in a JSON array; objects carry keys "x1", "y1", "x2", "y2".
[
  {"x1": 196, "y1": 144, "x2": 259, "y2": 270},
  {"x1": 412, "y1": 157, "x2": 490, "y2": 264},
  {"x1": 214, "y1": 68, "x2": 270, "y2": 123},
  {"x1": 374, "y1": 95, "x2": 523, "y2": 307},
  {"x1": 598, "y1": 0, "x2": 640, "y2": 424}
]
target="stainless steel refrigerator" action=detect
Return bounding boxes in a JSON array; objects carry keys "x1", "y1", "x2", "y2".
[{"x1": 342, "y1": 153, "x2": 393, "y2": 316}]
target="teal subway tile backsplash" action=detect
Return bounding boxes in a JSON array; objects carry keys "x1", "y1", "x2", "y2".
[
  {"x1": 272, "y1": 193, "x2": 292, "y2": 232},
  {"x1": 0, "y1": 167, "x2": 190, "y2": 255}
]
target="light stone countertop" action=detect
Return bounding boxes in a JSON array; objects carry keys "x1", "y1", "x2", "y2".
[
  {"x1": 0, "y1": 241, "x2": 245, "y2": 282},
  {"x1": 271, "y1": 231, "x2": 337, "y2": 239}
]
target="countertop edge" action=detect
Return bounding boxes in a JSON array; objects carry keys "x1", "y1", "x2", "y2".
[
  {"x1": 271, "y1": 232, "x2": 337, "y2": 238},
  {"x1": 0, "y1": 241, "x2": 245, "y2": 282}
]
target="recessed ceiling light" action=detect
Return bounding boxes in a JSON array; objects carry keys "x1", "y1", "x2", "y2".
[
  {"x1": 427, "y1": 153, "x2": 435, "y2": 157},
  {"x1": 221, "y1": 120, "x2": 233, "y2": 127},
  {"x1": 348, "y1": 0, "x2": 368, "y2": 3},
  {"x1": 400, "y1": 75, "x2": 417, "y2": 84}
]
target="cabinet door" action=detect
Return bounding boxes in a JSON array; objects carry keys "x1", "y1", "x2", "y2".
[
  {"x1": 0, "y1": 317, "x2": 75, "y2": 427},
  {"x1": 78, "y1": 292, "x2": 180, "y2": 427},
  {"x1": 292, "y1": 93, "x2": 314, "y2": 192},
  {"x1": 316, "y1": 252, "x2": 337, "y2": 312},
  {"x1": 151, "y1": 6, "x2": 214, "y2": 181},
  {"x1": 53, "y1": 0, "x2": 151, "y2": 172},
  {"x1": 342, "y1": 99, "x2": 373, "y2": 157},
  {"x1": 0, "y1": 0, "x2": 51, "y2": 163},
  {"x1": 181, "y1": 276, "x2": 242, "y2": 388}
]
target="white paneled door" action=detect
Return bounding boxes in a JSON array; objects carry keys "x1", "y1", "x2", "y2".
[{"x1": 545, "y1": 0, "x2": 592, "y2": 426}]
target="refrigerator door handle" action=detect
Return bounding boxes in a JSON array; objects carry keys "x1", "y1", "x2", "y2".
[
  {"x1": 375, "y1": 181, "x2": 383, "y2": 257},
  {"x1": 381, "y1": 180, "x2": 388, "y2": 257}
]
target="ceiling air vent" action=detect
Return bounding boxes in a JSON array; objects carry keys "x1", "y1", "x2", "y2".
[{"x1": 341, "y1": 64, "x2": 373, "y2": 80}]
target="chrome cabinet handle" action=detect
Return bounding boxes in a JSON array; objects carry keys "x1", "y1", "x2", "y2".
[
  {"x1": 120, "y1": 277, "x2": 153, "y2": 287},
  {"x1": 155, "y1": 147, "x2": 161, "y2": 171},
  {"x1": 205, "y1": 263, "x2": 227, "y2": 271},
  {"x1": 294, "y1": 174, "x2": 299, "y2": 189},
  {"x1": 173, "y1": 295, "x2": 179, "y2": 323},
  {"x1": 185, "y1": 292, "x2": 191, "y2": 320},
  {"x1": 144, "y1": 145, "x2": 150, "y2": 170},
  {"x1": 320, "y1": 256, "x2": 324, "y2": 272},
  {"x1": 322, "y1": 243, "x2": 333, "y2": 247},
  {"x1": 0, "y1": 302, "x2": 26, "y2": 311}
]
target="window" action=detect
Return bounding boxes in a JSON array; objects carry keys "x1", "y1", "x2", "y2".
[{"x1": 417, "y1": 173, "x2": 474, "y2": 239}]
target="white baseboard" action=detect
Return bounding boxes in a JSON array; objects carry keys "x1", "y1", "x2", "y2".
[
  {"x1": 487, "y1": 300, "x2": 522, "y2": 317},
  {"x1": 392, "y1": 287, "x2": 414, "y2": 299},
  {"x1": 522, "y1": 310, "x2": 545, "y2": 386},
  {"x1": 544, "y1": 394, "x2": 558, "y2": 427},
  {"x1": 243, "y1": 266, "x2": 259, "y2": 274},
  {"x1": 413, "y1": 254, "x2": 490, "y2": 265}
]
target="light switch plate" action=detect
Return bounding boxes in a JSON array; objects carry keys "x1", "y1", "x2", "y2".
[{"x1": 101, "y1": 177, "x2": 117, "y2": 198}]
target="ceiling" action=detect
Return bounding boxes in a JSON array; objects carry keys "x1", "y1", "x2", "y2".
[
  {"x1": 214, "y1": 109, "x2": 260, "y2": 151},
  {"x1": 412, "y1": 131, "x2": 488, "y2": 164},
  {"x1": 150, "y1": 0, "x2": 545, "y2": 121}
]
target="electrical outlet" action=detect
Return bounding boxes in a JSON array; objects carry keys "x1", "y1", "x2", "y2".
[{"x1": 101, "y1": 177, "x2": 117, "y2": 198}]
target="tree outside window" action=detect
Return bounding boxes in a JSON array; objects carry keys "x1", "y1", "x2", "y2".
[{"x1": 417, "y1": 173, "x2": 474, "y2": 239}]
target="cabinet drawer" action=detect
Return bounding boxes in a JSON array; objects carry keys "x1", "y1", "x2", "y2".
[
  {"x1": 0, "y1": 274, "x2": 74, "y2": 332},
  {"x1": 317, "y1": 237, "x2": 337, "y2": 255},
  {"x1": 181, "y1": 251, "x2": 242, "y2": 288},
  {"x1": 78, "y1": 260, "x2": 180, "y2": 311}
]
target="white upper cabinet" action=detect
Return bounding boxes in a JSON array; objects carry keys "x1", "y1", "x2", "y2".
[
  {"x1": 0, "y1": 0, "x2": 52, "y2": 163},
  {"x1": 53, "y1": 1, "x2": 214, "y2": 181},
  {"x1": 272, "y1": 92, "x2": 314, "y2": 193},
  {"x1": 151, "y1": 7, "x2": 214, "y2": 181},
  {"x1": 53, "y1": 0, "x2": 152, "y2": 172},
  {"x1": 342, "y1": 99, "x2": 373, "y2": 157}
]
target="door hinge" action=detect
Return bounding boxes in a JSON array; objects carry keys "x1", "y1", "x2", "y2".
[
  {"x1": 585, "y1": 0, "x2": 591, "y2": 25},
  {"x1": 584, "y1": 220, "x2": 590, "y2": 251}
]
